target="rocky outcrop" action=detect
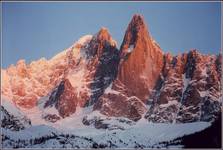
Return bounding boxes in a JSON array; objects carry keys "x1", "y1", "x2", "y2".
[
  {"x1": 44, "y1": 79, "x2": 78, "y2": 118},
  {"x1": 146, "y1": 50, "x2": 222, "y2": 123},
  {"x1": 1, "y1": 56, "x2": 68, "y2": 109},
  {"x1": 43, "y1": 114, "x2": 61, "y2": 123},
  {"x1": 86, "y1": 28, "x2": 120, "y2": 106},
  {"x1": 1, "y1": 106, "x2": 31, "y2": 131},
  {"x1": 82, "y1": 112, "x2": 135, "y2": 130},
  {"x1": 94, "y1": 87, "x2": 147, "y2": 121}
]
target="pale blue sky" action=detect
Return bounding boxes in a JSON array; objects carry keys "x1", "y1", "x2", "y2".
[{"x1": 2, "y1": 2, "x2": 221, "y2": 68}]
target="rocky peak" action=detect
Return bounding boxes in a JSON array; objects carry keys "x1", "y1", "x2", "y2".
[
  {"x1": 94, "y1": 14, "x2": 164, "y2": 121},
  {"x1": 86, "y1": 28, "x2": 117, "y2": 59},
  {"x1": 92, "y1": 27, "x2": 117, "y2": 48},
  {"x1": 16, "y1": 59, "x2": 30, "y2": 78},
  {"x1": 85, "y1": 28, "x2": 120, "y2": 106},
  {"x1": 117, "y1": 14, "x2": 164, "y2": 102},
  {"x1": 120, "y1": 14, "x2": 149, "y2": 57},
  {"x1": 95, "y1": 27, "x2": 113, "y2": 44},
  {"x1": 16, "y1": 59, "x2": 26, "y2": 67},
  {"x1": 185, "y1": 49, "x2": 201, "y2": 78},
  {"x1": 131, "y1": 14, "x2": 146, "y2": 25}
]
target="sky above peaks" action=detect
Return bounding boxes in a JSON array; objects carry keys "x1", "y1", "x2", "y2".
[{"x1": 2, "y1": 2, "x2": 221, "y2": 68}]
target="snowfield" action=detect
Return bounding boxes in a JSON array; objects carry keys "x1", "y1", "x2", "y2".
[
  {"x1": 2, "y1": 118, "x2": 210, "y2": 148},
  {"x1": 2, "y1": 99, "x2": 211, "y2": 148}
]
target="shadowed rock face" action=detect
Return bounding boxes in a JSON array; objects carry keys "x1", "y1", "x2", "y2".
[
  {"x1": 1, "y1": 106, "x2": 31, "y2": 131},
  {"x1": 172, "y1": 113, "x2": 222, "y2": 148},
  {"x1": 44, "y1": 79, "x2": 78, "y2": 118},
  {"x1": 215, "y1": 54, "x2": 222, "y2": 80},
  {"x1": 86, "y1": 28, "x2": 120, "y2": 106}
]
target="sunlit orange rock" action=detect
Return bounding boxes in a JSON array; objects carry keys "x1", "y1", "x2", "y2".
[{"x1": 117, "y1": 14, "x2": 164, "y2": 102}]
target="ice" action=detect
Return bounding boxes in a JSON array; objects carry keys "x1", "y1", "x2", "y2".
[
  {"x1": 198, "y1": 90, "x2": 209, "y2": 97},
  {"x1": 104, "y1": 83, "x2": 120, "y2": 94},
  {"x1": 127, "y1": 45, "x2": 134, "y2": 53},
  {"x1": 181, "y1": 74, "x2": 190, "y2": 97},
  {"x1": 67, "y1": 66, "x2": 90, "y2": 98},
  {"x1": 200, "y1": 67, "x2": 208, "y2": 77},
  {"x1": 160, "y1": 100, "x2": 179, "y2": 108},
  {"x1": 73, "y1": 35, "x2": 93, "y2": 47}
]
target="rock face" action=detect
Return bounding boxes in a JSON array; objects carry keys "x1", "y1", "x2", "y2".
[
  {"x1": 1, "y1": 27, "x2": 119, "y2": 117},
  {"x1": 94, "y1": 14, "x2": 163, "y2": 121},
  {"x1": 86, "y1": 28, "x2": 120, "y2": 106},
  {"x1": 118, "y1": 14, "x2": 164, "y2": 102},
  {"x1": 39, "y1": 28, "x2": 119, "y2": 118},
  {"x1": 94, "y1": 85, "x2": 147, "y2": 121},
  {"x1": 1, "y1": 14, "x2": 222, "y2": 123},
  {"x1": 44, "y1": 79, "x2": 78, "y2": 118},
  {"x1": 65, "y1": 28, "x2": 119, "y2": 108},
  {"x1": 145, "y1": 50, "x2": 222, "y2": 123},
  {"x1": 1, "y1": 55, "x2": 70, "y2": 109}
]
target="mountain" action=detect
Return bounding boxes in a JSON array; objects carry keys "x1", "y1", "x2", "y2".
[
  {"x1": 94, "y1": 14, "x2": 163, "y2": 121},
  {"x1": 2, "y1": 28, "x2": 119, "y2": 119},
  {"x1": 39, "y1": 28, "x2": 120, "y2": 119},
  {"x1": 94, "y1": 14, "x2": 222, "y2": 123},
  {"x1": 1, "y1": 14, "x2": 222, "y2": 148}
]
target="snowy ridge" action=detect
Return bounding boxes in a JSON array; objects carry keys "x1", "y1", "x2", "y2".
[
  {"x1": 1, "y1": 34, "x2": 93, "y2": 109},
  {"x1": 73, "y1": 35, "x2": 93, "y2": 47}
]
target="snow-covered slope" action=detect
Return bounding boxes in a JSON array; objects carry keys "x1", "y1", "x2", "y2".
[
  {"x1": 1, "y1": 96, "x2": 31, "y2": 131},
  {"x1": 2, "y1": 107, "x2": 211, "y2": 148}
]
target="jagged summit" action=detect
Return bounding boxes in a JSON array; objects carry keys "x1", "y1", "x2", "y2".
[
  {"x1": 130, "y1": 14, "x2": 147, "y2": 28},
  {"x1": 98, "y1": 27, "x2": 109, "y2": 34},
  {"x1": 96, "y1": 27, "x2": 110, "y2": 40},
  {"x1": 1, "y1": 14, "x2": 221, "y2": 125},
  {"x1": 93, "y1": 27, "x2": 117, "y2": 47},
  {"x1": 120, "y1": 14, "x2": 149, "y2": 51},
  {"x1": 116, "y1": 14, "x2": 164, "y2": 103},
  {"x1": 93, "y1": 14, "x2": 166, "y2": 121}
]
